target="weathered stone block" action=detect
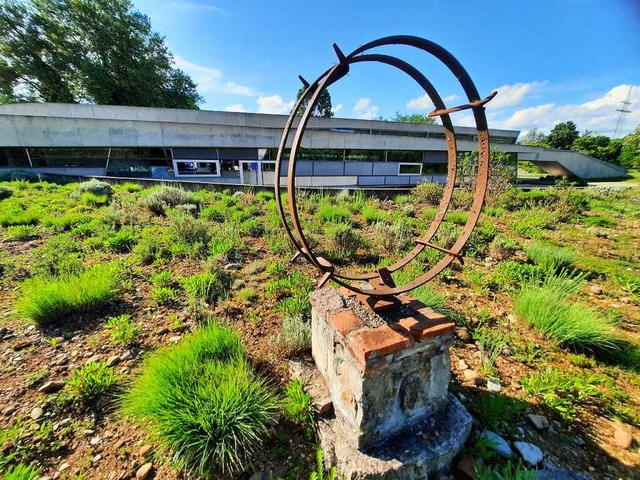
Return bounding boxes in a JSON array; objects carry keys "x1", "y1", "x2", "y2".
[{"x1": 310, "y1": 287, "x2": 458, "y2": 451}]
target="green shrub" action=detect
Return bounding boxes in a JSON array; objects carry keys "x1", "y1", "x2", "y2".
[
  {"x1": 514, "y1": 278, "x2": 619, "y2": 351},
  {"x1": 237, "y1": 288, "x2": 257, "y2": 302},
  {"x1": 490, "y1": 261, "x2": 542, "y2": 292},
  {"x1": 41, "y1": 213, "x2": 92, "y2": 233},
  {"x1": 81, "y1": 192, "x2": 110, "y2": 206},
  {"x1": 134, "y1": 230, "x2": 172, "y2": 264},
  {"x1": 273, "y1": 315, "x2": 311, "y2": 356},
  {"x1": 526, "y1": 242, "x2": 575, "y2": 272},
  {"x1": 371, "y1": 221, "x2": 413, "y2": 253},
  {"x1": 584, "y1": 215, "x2": 616, "y2": 227},
  {"x1": 150, "y1": 270, "x2": 174, "y2": 288},
  {"x1": 325, "y1": 223, "x2": 363, "y2": 260},
  {"x1": 182, "y1": 271, "x2": 230, "y2": 305},
  {"x1": 361, "y1": 205, "x2": 386, "y2": 223},
  {"x1": 240, "y1": 218, "x2": 264, "y2": 237},
  {"x1": 472, "y1": 393, "x2": 525, "y2": 434},
  {"x1": 445, "y1": 211, "x2": 469, "y2": 225},
  {"x1": 489, "y1": 235, "x2": 519, "y2": 260},
  {"x1": 120, "y1": 182, "x2": 142, "y2": 193},
  {"x1": 317, "y1": 204, "x2": 350, "y2": 223},
  {"x1": 0, "y1": 208, "x2": 40, "y2": 227},
  {"x1": 5, "y1": 225, "x2": 40, "y2": 241},
  {"x1": 67, "y1": 361, "x2": 117, "y2": 404},
  {"x1": 76, "y1": 179, "x2": 114, "y2": 197},
  {"x1": 120, "y1": 324, "x2": 280, "y2": 475},
  {"x1": 150, "y1": 286, "x2": 178, "y2": 306},
  {"x1": 0, "y1": 185, "x2": 14, "y2": 200},
  {"x1": 16, "y1": 264, "x2": 121, "y2": 325},
  {"x1": 256, "y1": 191, "x2": 274, "y2": 201},
  {"x1": 412, "y1": 181, "x2": 443, "y2": 206},
  {"x1": 30, "y1": 236, "x2": 83, "y2": 277},
  {"x1": 284, "y1": 378, "x2": 314, "y2": 438},
  {"x1": 168, "y1": 210, "x2": 210, "y2": 245},
  {"x1": 104, "y1": 314, "x2": 141, "y2": 346},
  {"x1": 2, "y1": 463, "x2": 41, "y2": 480},
  {"x1": 104, "y1": 228, "x2": 138, "y2": 252},
  {"x1": 143, "y1": 187, "x2": 198, "y2": 215},
  {"x1": 512, "y1": 209, "x2": 560, "y2": 237}
]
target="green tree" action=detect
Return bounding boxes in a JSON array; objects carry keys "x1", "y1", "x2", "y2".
[
  {"x1": 295, "y1": 87, "x2": 333, "y2": 117},
  {"x1": 619, "y1": 126, "x2": 640, "y2": 168},
  {"x1": 571, "y1": 134, "x2": 622, "y2": 164},
  {"x1": 519, "y1": 128, "x2": 550, "y2": 148},
  {"x1": 546, "y1": 121, "x2": 579, "y2": 150},
  {"x1": 0, "y1": 0, "x2": 202, "y2": 108},
  {"x1": 390, "y1": 111, "x2": 436, "y2": 125}
]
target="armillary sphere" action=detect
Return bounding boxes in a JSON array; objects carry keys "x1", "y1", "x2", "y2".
[{"x1": 275, "y1": 35, "x2": 495, "y2": 299}]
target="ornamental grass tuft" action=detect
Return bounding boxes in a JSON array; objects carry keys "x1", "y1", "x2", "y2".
[
  {"x1": 120, "y1": 324, "x2": 280, "y2": 475},
  {"x1": 16, "y1": 264, "x2": 121, "y2": 325}
]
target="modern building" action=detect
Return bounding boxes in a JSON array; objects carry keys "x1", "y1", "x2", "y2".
[{"x1": 0, "y1": 103, "x2": 626, "y2": 186}]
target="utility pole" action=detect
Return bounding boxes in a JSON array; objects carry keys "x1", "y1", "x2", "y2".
[{"x1": 613, "y1": 86, "x2": 632, "y2": 138}]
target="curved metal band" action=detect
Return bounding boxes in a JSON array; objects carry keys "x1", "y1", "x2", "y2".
[{"x1": 275, "y1": 36, "x2": 490, "y2": 296}]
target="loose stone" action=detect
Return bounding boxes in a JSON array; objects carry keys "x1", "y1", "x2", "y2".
[
  {"x1": 457, "y1": 359, "x2": 470, "y2": 370},
  {"x1": 169, "y1": 336, "x2": 182, "y2": 343},
  {"x1": 139, "y1": 445, "x2": 153, "y2": 457},
  {"x1": 590, "y1": 285, "x2": 603, "y2": 295},
  {"x1": 86, "y1": 354, "x2": 102, "y2": 364},
  {"x1": 136, "y1": 462, "x2": 153, "y2": 479},
  {"x1": 120, "y1": 350, "x2": 134, "y2": 361},
  {"x1": 613, "y1": 424, "x2": 633, "y2": 449},
  {"x1": 527, "y1": 414, "x2": 549, "y2": 430},
  {"x1": 463, "y1": 369, "x2": 483, "y2": 386},
  {"x1": 486, "y1": 379, "x2": 501, "y2": 392},
  {"x1": 38, "y1": 380, "x2": 65, "y2": 394},
  {"x1": 30, "y1": 407, "x2": 44, "y2": 420},
  {"x1": 455, "y1": 327, "x2": 472, "y2": 343},
  {"x1": 13, "y1": 340, "x2": 34, "y2": 351},
  {"x1": 480, "y1": 430, "x2": 513, "y2": 459},
  {"x1": 107, "y1": 355, "x2": 120, "y2": 367},
  {"x1": 3, "y1": 405, "x2": 17, "y2": 416},
  {"x1": 514, "y1": 441, "x2": 544, "y2": 466}
]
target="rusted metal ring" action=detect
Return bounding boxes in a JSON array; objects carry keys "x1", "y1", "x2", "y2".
[{"x1": 275, "y1": 35, "x2": 492, "y2": 297}]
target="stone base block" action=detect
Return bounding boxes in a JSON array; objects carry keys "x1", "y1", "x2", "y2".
[{"x1": 318, "y1": 394, "x2": 472, "y2": 480}]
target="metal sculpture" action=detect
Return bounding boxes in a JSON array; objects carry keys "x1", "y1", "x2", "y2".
[{"x1": 275, "y1": 35, "x2": 495, "y2": 305}]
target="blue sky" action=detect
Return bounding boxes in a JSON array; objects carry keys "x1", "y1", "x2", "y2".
[{"x1": 133, "y1": 0, "x2": 640, "y2": 137}]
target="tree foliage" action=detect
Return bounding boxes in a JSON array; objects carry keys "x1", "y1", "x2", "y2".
[
  {"x1": 0, "y1": 0, "x2": 202, "y2": 108},
  {"x1": 546, "y1": 121, "x2": 579, "y2": 150},
  {"x1": 519, "y1": 128, "x2": 550, "y2": 148},
  {"x1": 295, "y1": 87, "x2": 333, "y2": 118},
  {"x1": 571, "y1": 134, "x2": 622, "y2": 164},
  {"x1": 619, "y1": 126, "x2": 640, "y2": 168},
  {"x1": 390, "y1": 111, "x2": 436, "y2": 125}
]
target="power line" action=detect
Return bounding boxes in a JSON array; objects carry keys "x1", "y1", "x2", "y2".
[{"x1": 613, "y1": 86, "x2": 632, "y2": 138}]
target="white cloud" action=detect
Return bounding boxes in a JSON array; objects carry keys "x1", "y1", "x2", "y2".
[
  {"x1": 225, "y1": 82, "x2": 255, "y2": 97},
  {"x1": 333, "y1": 104, "x2": 344, "y2": 115},
  {"x1": 493, "y1": 84, "x2": 640, "y2": 136},
  {"x1": 225, "y1": 103, "x2": 247, "y2": 113},
  {"x1": 257, "y1": 95, "x2": 294, "y2": 114},
  {"x1": 165, "y1": 2, "x2": 226, "y2": 14},
  {"x1": 406, "y1": 94, "x2": 459, "y2": 110},
  {"x1": 353, "y1": 97, "x2": 379, "y2": 119},
  {"x1": 173, "y1": 56, "x2": 255, "y2": 97},
  {"x1": 488, "y1": 81, "x2": 546, "y2": 110}
]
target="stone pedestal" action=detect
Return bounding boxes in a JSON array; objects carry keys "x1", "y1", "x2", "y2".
[{"x1": 310, "y1": 287, "x2": 472, "y2": 479}]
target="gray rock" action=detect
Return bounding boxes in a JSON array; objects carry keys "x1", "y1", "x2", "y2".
[
  {"x1": 314, "y1": 397, "x2": 334, "y2": 416},
  {"x1": 486, "y1": 379, "x2": 501, "y2": 392},
  {"x1": 527, "y1": 413, "x2": 549, "y2": 430},
  {"x1": 30, "y1": 407, "x2": 44, "y2": 420},
  {"x1": 106, "y1": 355, "x2": 120, "y2": 367},
  {"x1": 136, "y1": 463, "x2": 153, "y2": 479},
  {"x1": 85, "y1": 354, "x2": 102, "y2": 364},
  {"x1": 463, "y1": 369, "x2": 483, "y2": 386},
  {"x1": 574, "y1": 436, "x2": 586, "y2": 446},
  {"x1": 514, "y1": 441, "x2": 543, "y2": 466},
  {"x1": 38, "y1": 380, "x2": 65, "y2": 394},
  {"x1": 60, "y1": 417, "x2": 72, "y2": 427},
  {"x1": 613, "y1": 424, "x2": 633, "y2": 449},
  {"x1": 120, "y1": 350, "x2": 134, "y2": 361},
  {"x1": 480, "y1": 430, "x2": 514, "y2": 459},
  {"x1": 249, "y1": 473, "x2": 266, "y2": 480},
  {"x1": 224, "y1": 263, "x2": 241, "y2": 271}
]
